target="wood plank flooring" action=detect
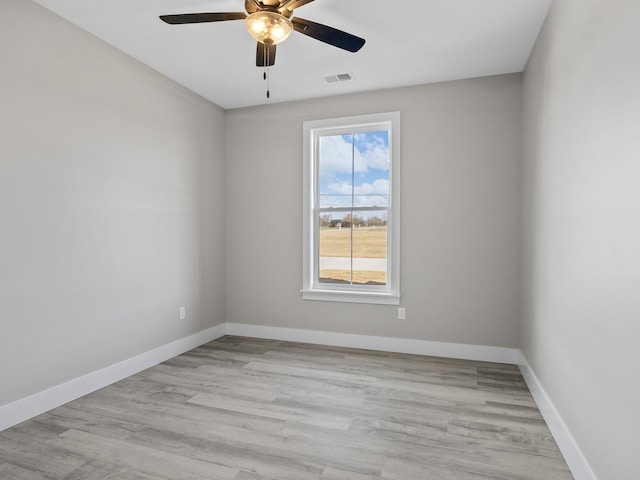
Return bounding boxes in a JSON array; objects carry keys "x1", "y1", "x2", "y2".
[{"x1": 0, "y1": 336, "x2": 574, "y2": 479}]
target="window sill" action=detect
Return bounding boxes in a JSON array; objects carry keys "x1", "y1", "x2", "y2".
[{"x1": 301, "y1": 289, "x2": 400, "y2": 305}]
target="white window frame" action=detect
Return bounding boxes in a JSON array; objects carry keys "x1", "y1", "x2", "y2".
[{"x1": 302, "y1": 112, "x2": 400, "y2": 305}]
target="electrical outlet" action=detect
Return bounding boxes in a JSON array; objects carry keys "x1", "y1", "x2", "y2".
[
  {"x1": 398, "y1": 307, "x2": 406, "y2": 320},
  {"x1": 179, "y1": 306, "x2": 186, "y2": 320}
]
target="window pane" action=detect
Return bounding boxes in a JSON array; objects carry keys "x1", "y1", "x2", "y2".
[
  {"x1": 318, "y1": 212, "x2": 352, "y2": 284},
  {"x1": 318, "y1": 131, "x2": 390, "y2": 209},
  {"x1": 318, "y1": 135, "x2": 353, "y2": 208},
  {"x1": 353, "y1": 131, "x2": 390, "y2": 207},
  {"x1": 352, "y1": 211, "x2": 387, "y2": 286},
  {"x1": 318, "y1": 211, "x2": 388, "y2": 286}
]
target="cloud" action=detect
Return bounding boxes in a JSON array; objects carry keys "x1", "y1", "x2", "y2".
[
  {"x1": 319, "y1": 134, "x2": 389, "y2": 182},
  {"x1": 321, "y1": 179, "x2": 389, "y2": 207},
  {"x1": 325, "y1": 179, "x2": 388, "y2": 194},
  {"x1": 354, "y1": 179, "x2": 389, "y2": 195},
  {"x1": 355, "y1": 134, "x2": 390, "y2": 172}
]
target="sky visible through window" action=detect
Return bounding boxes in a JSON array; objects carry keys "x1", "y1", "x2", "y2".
[{"x1": 319, "y1": 131, "x2": 390, "y2": 210}]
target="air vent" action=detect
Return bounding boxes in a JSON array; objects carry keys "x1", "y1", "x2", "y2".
[{"x1": 324, "y1": 73, "x2": 352, "y2": 83}]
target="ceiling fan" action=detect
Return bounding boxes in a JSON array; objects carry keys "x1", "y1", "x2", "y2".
[{"x1": 159, "y1": 0, "x2": 366, "y2": 67}]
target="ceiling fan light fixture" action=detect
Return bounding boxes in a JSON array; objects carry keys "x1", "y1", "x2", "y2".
[{"x1": 245, "y1": 11, "x2": 293, "y2": 45}]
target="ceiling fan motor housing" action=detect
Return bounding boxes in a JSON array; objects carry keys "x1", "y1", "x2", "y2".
[{"x1": 245, "y1": 0, "x2": 293, "y2": 16}]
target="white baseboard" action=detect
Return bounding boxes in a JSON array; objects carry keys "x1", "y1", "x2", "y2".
[
  {"x1": 518, "y1": 353, "x2": 598, "y2": 480},
  {"x1": 0, "y1": 324, "x2": 226, "y2": 432},
  {"x1": 225, "y1": 323, "x2": 520, "y2": 364}
]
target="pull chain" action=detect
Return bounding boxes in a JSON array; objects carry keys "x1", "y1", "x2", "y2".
[
  {"x1": 263, "y1": 43, "x2": 270, "y2": 99},
  {"x1": 266, "y1": 67, "x2": 270, "y2": 99}
]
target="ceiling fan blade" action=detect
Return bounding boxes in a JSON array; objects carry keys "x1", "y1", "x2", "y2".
[
  {"x1": 256, "y1": 42, "x2": 277, "y2": 67},
  {"x1": 280, "y1": 0, "x2": 315, "y2": 11},
  {"x1": 291, "y1": 17, "x2": 365, "y2": 52},
  {"x1": 159, "y1": 12, "x2": 246, "y2": 25}
]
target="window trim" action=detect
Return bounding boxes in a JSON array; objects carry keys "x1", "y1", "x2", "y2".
[{"x1": 302, "y1": 112, "x2": 401, "y2": 305}]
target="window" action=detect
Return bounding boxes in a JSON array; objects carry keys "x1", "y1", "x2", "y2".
[{"x1": 302, "y1": 112, "x2": 400, "y2": 305}]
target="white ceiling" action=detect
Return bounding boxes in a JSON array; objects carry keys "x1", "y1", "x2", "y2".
[{"x1": 33, "y1": 0, "x2": 552, "y2": 109}]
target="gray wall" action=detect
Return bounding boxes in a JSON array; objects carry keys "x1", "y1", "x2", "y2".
[
  {"x1": 521, "y1": 0, "x2": 640, "y2": 478},
  {"x1": 225, "y1": 75, "x2": 522, "y2": 347},
  {"x1": 3, "y1": 2, "x2": 636, "y2": 476},
  {"x1": 0, "y1": 1, "x2": 226, "y2": 406}
]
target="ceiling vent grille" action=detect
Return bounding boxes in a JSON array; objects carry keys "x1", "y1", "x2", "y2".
[{"x1": 324, "y1": 73, "x2": 352, "y2": 83}]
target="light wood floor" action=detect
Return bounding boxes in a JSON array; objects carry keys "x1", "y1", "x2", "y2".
[{"x1": 0, "y1": 336, "x2": 574, "y2": 479}]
